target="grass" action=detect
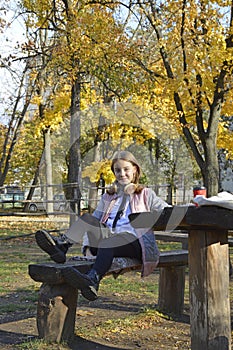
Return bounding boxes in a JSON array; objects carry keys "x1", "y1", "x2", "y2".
[
  {"x1": 102, "y1": 272, "x2": 159, "y2": 295},
  {"x1": 16, "y1": 340, "x2": 70, "y2": 350}
]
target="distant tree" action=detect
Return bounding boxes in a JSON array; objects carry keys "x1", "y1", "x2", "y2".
[{"x1": 0, "y1": 61, "x2": 41, "y2": 187}]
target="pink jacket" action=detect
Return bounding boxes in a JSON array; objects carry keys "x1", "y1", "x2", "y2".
[{"x1": 94, "y1": 187, "x2": 169, "y2": 277}]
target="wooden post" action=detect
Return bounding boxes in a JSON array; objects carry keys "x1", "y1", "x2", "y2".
[
  {"x1": 158, "y1": 265, "x2": 185, "y2": 315},
  {"x1": 189, "y1": 229, "x2": 231, "y2": 350},
  {"x1": 37, "y1": 283, "x2": 78, "y2": 343}
]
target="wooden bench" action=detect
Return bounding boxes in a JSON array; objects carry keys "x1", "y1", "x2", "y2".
[
  {"x1": 155, "y1": 230, "x2": 233, "y2": 248},
  {"x1": 29, "y1": 249, "x2": 188, "y2": 343},
  {"x1": 155, "y1": 230, "x2": 189, "y2": 249},
  {"x1": 155, "y1": 230, "x2": 233, "y2": 275}
]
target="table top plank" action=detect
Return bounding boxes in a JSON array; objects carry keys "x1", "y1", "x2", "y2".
[{"x1": 129, "y1": 206, "x2": 233, "y2": 230}]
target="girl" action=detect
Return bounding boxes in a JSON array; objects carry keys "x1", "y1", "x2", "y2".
[{"x1": 35, "y1": 150, "x2": 170, "y2": 301}]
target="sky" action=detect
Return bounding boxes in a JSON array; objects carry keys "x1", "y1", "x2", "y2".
[
  {"x1": 0, "y1": 1, "x2": 25, "y2": 56},
  {"x1": 0, "y1": 1, "x2": 26, "y2": 120}
]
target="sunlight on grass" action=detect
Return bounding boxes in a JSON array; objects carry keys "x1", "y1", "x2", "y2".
[
  {"x1": 77, "y1": 307, "x2": 171, "y2": 339},
  {"x1": 16, "y1": 339, "x2": 70, "y2": 350},
  {"x1": 101, "y1": 272, "x2": 159, "y2": 296}
]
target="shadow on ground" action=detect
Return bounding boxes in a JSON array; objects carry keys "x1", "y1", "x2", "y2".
[
  {"x1": 70, "y1": 335, "x2": 133, "y2": 349},
  {"x1": 0, "y1": 329, "x2": 36, "y2": 345},
  {"x1": 0, "y1": 329, "x2": 132, "y2": 350}
]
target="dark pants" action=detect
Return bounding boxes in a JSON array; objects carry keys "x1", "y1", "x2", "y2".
[
  {"x1": 90, "y1": 233, "x2": 142, "y2": 278},
  {"x1": 80, "y1": 213, "x2": 142, "y2": 277}
]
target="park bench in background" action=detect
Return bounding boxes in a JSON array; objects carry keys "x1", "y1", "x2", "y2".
[
  {"x1": 155, "y1": 230, "x2": 189, "y2": 249},
  {"x1": 29, "y1": 249, "x2": 188, "y2": 343},
  {"x1": 155, "y1": 230, "x2": 233, "y2": 249},
  {"x1": 155, "y1": 230, "x2": 233, "y2": 275}
]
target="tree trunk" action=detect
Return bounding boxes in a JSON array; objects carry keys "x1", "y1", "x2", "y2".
[
  {"x1": 44, "y1": 129, "x2": 53, "y2": 213},
  {"x1": 202, "y1": 138, "x2": 219, "y2": 197},
  {"x1": 23, "y1": 154, "x2": 43, "y2": 211},
  {"x1": 88, "y1": 142, "x2": 101, "y2": 213},
  {"x1": 68, "y1": 79, "x2": 82, "y2": 224}
]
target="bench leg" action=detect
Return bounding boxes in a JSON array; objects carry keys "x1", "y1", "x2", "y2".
[
  {"x1": 37, "y1": 283, "x2": 78, "y2": 343},
  {"x1": 158, "y1": 266, "x2": 185, "y2": 315}
]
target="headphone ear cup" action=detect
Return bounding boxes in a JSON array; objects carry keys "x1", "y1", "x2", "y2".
[
  {"x1": 107, "y1": 183, "x2": 118, "y2": 194},
  {"x1": 124, "y1": 183, "x2": 137, "y2": 195}
]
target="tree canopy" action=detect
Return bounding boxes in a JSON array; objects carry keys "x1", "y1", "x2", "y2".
[{"x1": 0, "y1": 0, "x2": 232, "y2": 198}]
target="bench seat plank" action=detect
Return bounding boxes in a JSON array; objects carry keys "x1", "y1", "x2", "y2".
[{"x1": 29, "y1": 249, "x2": 188, "y2": 285}]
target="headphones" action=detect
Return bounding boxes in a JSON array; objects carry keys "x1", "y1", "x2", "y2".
[{"x1": 106, "y1": 182, "x2": 143, "y2": 195}]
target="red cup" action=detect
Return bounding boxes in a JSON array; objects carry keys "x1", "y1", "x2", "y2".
[{"x1": 193, "y1": 186, "x2": 207, "y2": 197}]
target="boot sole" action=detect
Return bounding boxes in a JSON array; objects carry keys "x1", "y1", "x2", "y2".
[
  {"x1": 35, "y1": 230, "x2": 66, "y2": 263},
  {"x1": 62, "y1": 266, "x2": 98, "y2": 301}
]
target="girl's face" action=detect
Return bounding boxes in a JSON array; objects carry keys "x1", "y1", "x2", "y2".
[{"x1": 113, "y1": 159, "x2": 137, "y2": 186}]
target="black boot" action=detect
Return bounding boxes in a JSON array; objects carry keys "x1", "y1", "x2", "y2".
[
  {"x1": 35, "y1": 230, "x2": 72, "y2": 263},
  {"x1": 62, "y1": 267, "x2": 100, "y2": 301}
]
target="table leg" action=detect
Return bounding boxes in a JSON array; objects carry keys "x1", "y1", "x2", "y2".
[{"x1": 188, "y1": 229, "x2": 231, "y2": 350}]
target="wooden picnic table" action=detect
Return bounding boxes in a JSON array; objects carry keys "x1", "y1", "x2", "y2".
[{"x1": 129, "y1": 205, "x2": 233, "y2": 350}]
